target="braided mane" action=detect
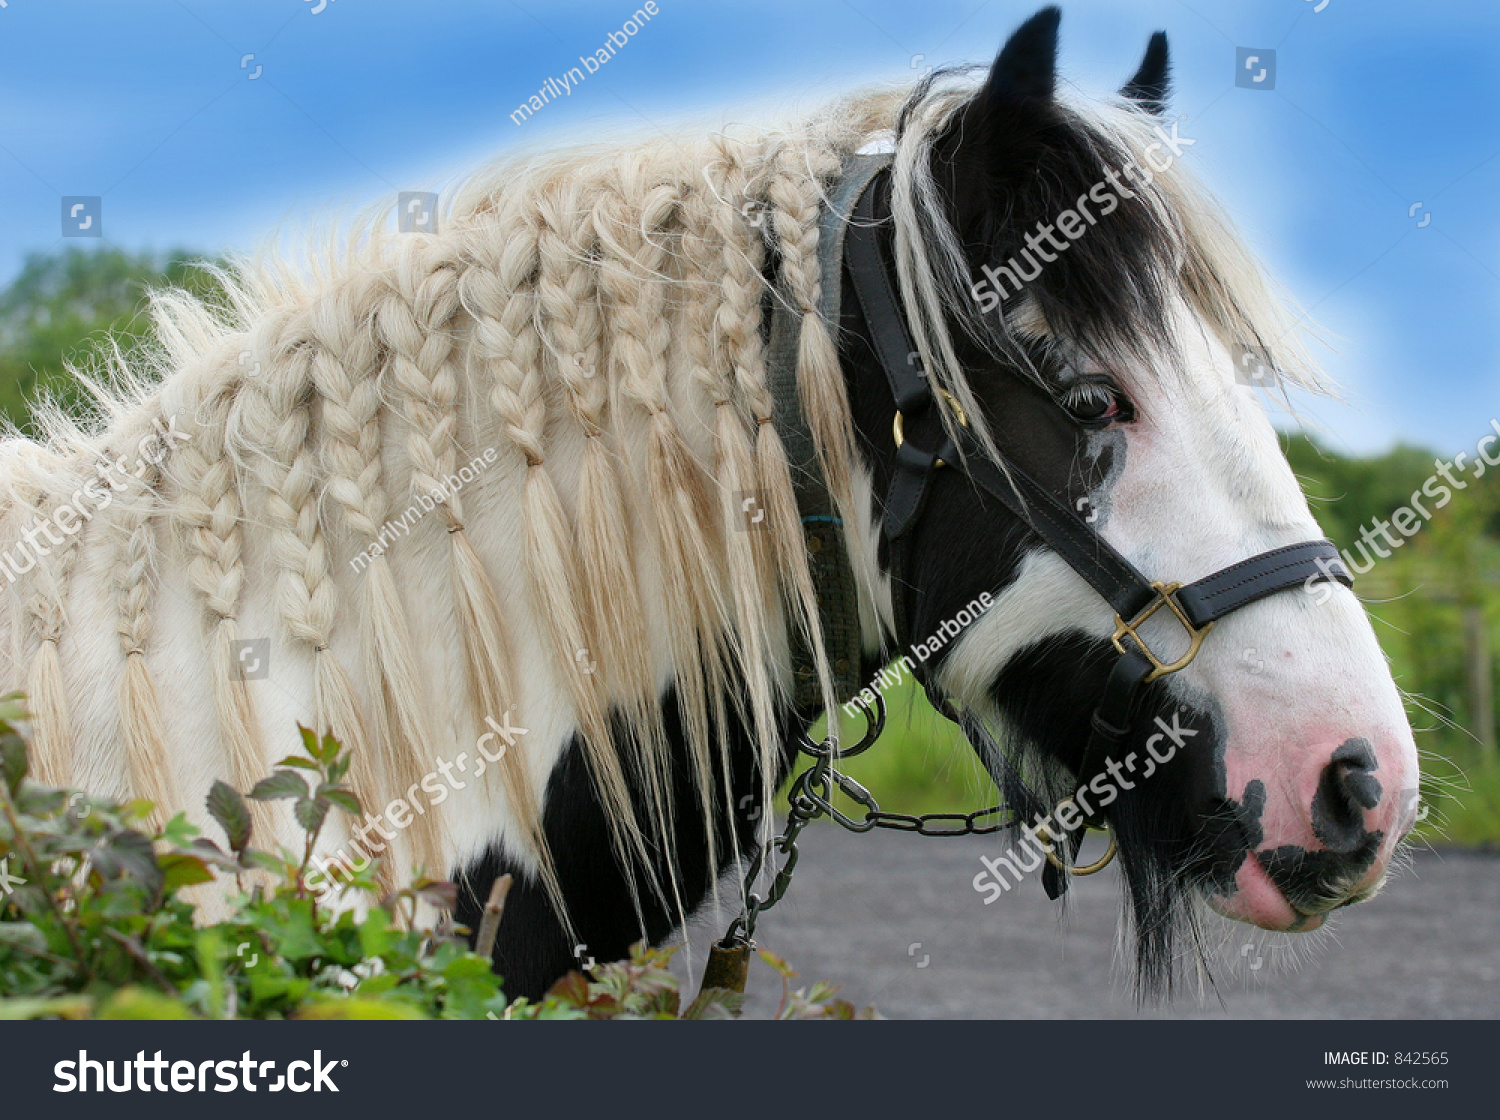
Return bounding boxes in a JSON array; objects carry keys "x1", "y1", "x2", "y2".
[{"x1": 0, "y1": 88, "x2": 904, "y2": 927}]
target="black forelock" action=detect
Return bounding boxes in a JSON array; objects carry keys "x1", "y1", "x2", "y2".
[{"x1": 921, "y1": 84, "x2": 1186, "y2": 382}]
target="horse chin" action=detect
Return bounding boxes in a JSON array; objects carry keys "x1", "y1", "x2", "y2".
[{"x1": 1204, "y1": 852, "x2": 1328, "y2": 932}]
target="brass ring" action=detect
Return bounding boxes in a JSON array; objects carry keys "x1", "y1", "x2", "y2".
[
  {"x1": 1039, "y1": 800, "x2": 1118, "y2": 877},
  {"x1": 892, "y1": 390, "x2": 970, "y2": 468}
]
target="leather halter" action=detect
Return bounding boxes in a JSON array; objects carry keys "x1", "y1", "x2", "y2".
[{"x1": 841, "y1": 166, "x2": 1354, "y2": 882}]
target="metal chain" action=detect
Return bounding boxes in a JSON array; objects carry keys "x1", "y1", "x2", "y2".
[{"x1": 721, "y1": 692, "x2": 1020, "y2": 947}]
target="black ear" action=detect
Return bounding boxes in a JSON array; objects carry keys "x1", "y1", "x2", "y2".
[
  {"x1": 977, "y1": 6, "x2": 1062, "y2": 108},
  {"x1": 1121, "y1": 31, "x2": 1171, "y2": 114}
]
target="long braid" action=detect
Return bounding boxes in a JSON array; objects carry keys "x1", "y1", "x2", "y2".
[
  {"x1": 461, "y1": 187, "x2": 654, "y2": 917},
  {"x1": 173, "y1": 383, "x2": 278, "y2": 843},
  {"x1": 15, "y1": 463, "x2": 80, "y2": 787},
  {"x1": 309, "y1": 274, "x2": 446, "y2": 883},
  {"x1": 765, "y1": 140, "x2": 860, "y2": 535},
  {"x1": 535, "y1": 172, "x2": 680, "y2": 871},
  {"x1": 594, "y1": 171, "x2": 732, "y2": 879},
  {"x1": 229, "y1": 332, "x2": 388, "y2": 885},
  {"x1": 379, "y1": 233, "x2": 568, "y2": 914},
  {"x1": 110, "y1": 443, "x2": 177, "y2": 826},
  {"x1": 712, "y1": 140, "x2": 842, "y2": 808},
  {"x1": 674, "y1": 175, "x2": 784, "y2": 874}
]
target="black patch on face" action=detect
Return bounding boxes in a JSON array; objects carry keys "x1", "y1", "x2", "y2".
[
  {"x1": 1255, "y1": 835, "x2": 1384, "y2": 915},
  {"x1": 1237, "y1": 738, "x2": 1387, "y2": 916},
  {"x1": 452, "y1": 684, "x2": 798, "y2": 1001},
  {"x1": 1194, "y1": 780, "x2": 1266, "y2": 896},
  {"x1": 986, "y1": 632, "x2": 1254, "y2": 996},
  {"x1": 840, "y1": 246, "x2": 1109, "y2": 661}
]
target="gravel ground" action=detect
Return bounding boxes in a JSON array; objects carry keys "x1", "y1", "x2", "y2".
[{"x1": 672, "y1": 826, "x2": 1500, "y2": 1019}]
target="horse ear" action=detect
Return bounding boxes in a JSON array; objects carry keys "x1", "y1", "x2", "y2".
[
  {"x1": 1121, "y1": 31, "x2": 1171, "y2": 115},
  {"x1": 977, "y1": 6, "x2": 1062, "y2": 108}
]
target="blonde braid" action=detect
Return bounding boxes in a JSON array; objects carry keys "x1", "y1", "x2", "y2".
[
  {"x1": 674, "y1": 176, "x2": 788, "y2": 873},
  {"x1": 172, "y1": 385, "x2": 277, "y2": 843},
  {"x1": 231, "y1": 335, "x2": 387, "y2": 884},
  {"x1": 110, "y1": 445, "x2": 177, "y2": 826},
  {"x1": 766, "y1": 140, "x2": 859, "y2": 526},
  {"x1": 15, "y1": 466, "x2": 80, "y2": 787},
  {"x1": 379, "y1": 234, "x2": 567, "y2": 911},
  {"x1": 594, "y1": 172, "x2": 732, "y2": 877},
  {"x1": 712, "y1": 140, "x2": 842, "y2": 791},
  {"x1": 534, "y1": 174, "x2": 677, "y2": 846},
  {"x1": 309, "y1": 275, "x2": 446, "y2": 882},
  {"x1": 462, "y1": 188, "x2": 654, "y2": 916},
  {"x1": 535, "y1": 175, "x2": 658, "y2": 716}
]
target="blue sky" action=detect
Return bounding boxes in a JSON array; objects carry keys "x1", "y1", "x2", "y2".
[{"x1": 0, "y1": 0, "x2": 1495, "y2": 456}]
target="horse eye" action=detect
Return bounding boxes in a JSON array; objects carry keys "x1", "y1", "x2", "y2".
[{"x1": 1061, "y1": 380, "x2": 1127, "y2": 427}]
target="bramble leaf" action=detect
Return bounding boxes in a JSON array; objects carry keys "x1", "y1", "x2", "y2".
[
  {"x1": 294, "y1": 796, "x2": 328, "y2": 835},
  {"x1": 205, "y1": 781, "x2": 251, "y2": 853},
  {"x1": 248, "y1": 771, "x2": 308, "y2": 802},
  {"x1": 319, "y1": 788, "x2": 360, "y2": 816}
]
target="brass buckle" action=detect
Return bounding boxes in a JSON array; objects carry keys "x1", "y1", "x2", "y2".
[
  {"x1": 1111, "y1": 580, "x2": 1213, "y2": 683},
  {"x1": 1040, "y1": 799, "x2": 1118, "y2": 877},
  {"x1": 892, "y1": 389, "x2": 969, "y2": 468}
]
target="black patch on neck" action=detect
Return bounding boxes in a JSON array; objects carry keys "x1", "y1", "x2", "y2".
[
  {"x1": 453, "y1": 684, "x2": 799, "y2": 1001},
  {"x1": 987, "y1": 631, "x2": 1240, "y2": 998}
]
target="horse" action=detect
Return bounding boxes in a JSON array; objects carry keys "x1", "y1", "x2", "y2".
[{"x1": 0, "y1": 5, "x2": 1419, "y2": 1003}]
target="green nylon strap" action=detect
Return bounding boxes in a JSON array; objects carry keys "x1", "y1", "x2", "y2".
[{"x1": 766, "y1": 152, "x2": 894, "y2": 710}]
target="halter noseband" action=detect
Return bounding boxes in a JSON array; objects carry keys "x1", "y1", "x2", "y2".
[{"x1": 841, "y1": 164, "x2": 1353, "y2": 883}]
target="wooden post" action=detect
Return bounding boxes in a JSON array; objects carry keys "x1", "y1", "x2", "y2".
[{"x1": 1462, "y1": 605, "x2": 1495, "y2": 760}]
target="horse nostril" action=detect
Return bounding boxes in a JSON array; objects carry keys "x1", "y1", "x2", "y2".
[{"x1": 1311, "y1": 738, "x2": 1382, "y2": 852}]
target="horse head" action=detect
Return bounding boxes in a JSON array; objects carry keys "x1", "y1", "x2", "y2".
[{"x1": 840, "y1": 7, "x2": 1419, "y2": 989}]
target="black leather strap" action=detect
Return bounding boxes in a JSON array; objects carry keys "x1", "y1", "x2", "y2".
[
  {"x1": 845, "y1": 174, "x2": 932, "y2": 415},
  {"x1": 1176, "y1": 540, "x2": 1349, "y2": 627},
  {"x1": 959, "y1": 449, "x2": 1157, "y2": 619}
]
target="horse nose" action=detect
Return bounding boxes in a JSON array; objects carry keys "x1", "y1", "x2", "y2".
[{"x1": 1311, "y1": 737, "x2": 1383, "y2": 851}]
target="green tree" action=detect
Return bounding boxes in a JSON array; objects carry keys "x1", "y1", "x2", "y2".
[{"x1": 0, "y1": 246, "x2": 223, "y2": 433}]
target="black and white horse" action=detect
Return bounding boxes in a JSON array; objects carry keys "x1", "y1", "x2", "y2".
[
  {"x1": 463, "y1": 9, "x2": 1418, "y2": 997},
  {"x1": 0, "y1": 7, "x2": 1417, "y2": 1001}
]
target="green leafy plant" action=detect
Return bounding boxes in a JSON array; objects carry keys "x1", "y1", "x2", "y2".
[{"x1": 0, "y1": 695, "x2": 868, "y2": 1020}]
